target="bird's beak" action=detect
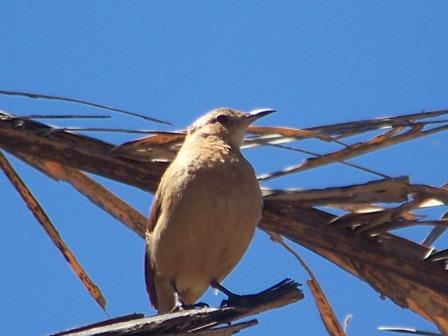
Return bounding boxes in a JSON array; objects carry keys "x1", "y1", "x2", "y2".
[{"x1": 245, "y1": 108, "x2": 276, "y2": 122}]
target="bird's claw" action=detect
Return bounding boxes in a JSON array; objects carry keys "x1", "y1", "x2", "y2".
[{"x1": 192, "y1": 301, "x2": 210, "y2": 309}]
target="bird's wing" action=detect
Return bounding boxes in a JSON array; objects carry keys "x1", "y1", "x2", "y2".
[
  {"x1": 144, "y1": 192, "x2": 162, "y2": 309},
  {"x1": 147, "y1": 191, "x2": 162, "y2": 233}
]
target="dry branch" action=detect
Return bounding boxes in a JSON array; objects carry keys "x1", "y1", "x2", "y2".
[
  {"x1": 0, "y1": 112, "x2": 166, "y2": 192},
  {"x1": 2, "y1": 111, "x2": 448, "y2": 333},
  {"x1": 15, "y1": 152, "x2": 147, "y2": 236},
  {"x1": 0, "y1": 152, "x2": 107, "y2": 311},
  {"x1": 269, "y1": 233, "x2": 346, "y2": 336},
  {"x1": 304, "y1": 109, "x2": 448, "y2": 138},
  {"x1": 263, "y1": 177, "x2": 411, "y2": 205},
  {"x1": 52, "y1": 279, "x2": 303, "y2": 336},
  {"x1": 257, "y1": 123, "x2": 430, "y2": 181},
  {"x1": 260, "y1": 202, "x2": 448, "y2": 333}
]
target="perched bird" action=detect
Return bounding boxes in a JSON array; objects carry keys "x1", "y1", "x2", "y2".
[{"x1": 145, "y1": 107, "x2": 275, "y2": 313}]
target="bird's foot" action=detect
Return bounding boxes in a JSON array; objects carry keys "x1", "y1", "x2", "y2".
[
  {"x1": 170, "y1": 281, "x2": 210, "y2": 313},
  {"x1": 170, "y1": 301, "x2": 209, "y2": 313},
  {"x1": 190, "y1": 301, "x2": 210, "y2": 309}
]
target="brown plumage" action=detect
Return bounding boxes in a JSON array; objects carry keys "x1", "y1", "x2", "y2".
[{"x1": 145, "y1": 107, "x2": 274, "y2": 313}]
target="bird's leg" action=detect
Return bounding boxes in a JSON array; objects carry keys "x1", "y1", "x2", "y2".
[
  {"x1": 210, "y1": 280, "x2": 238, "y2": 299},
  {"x1": 210, "y1": 280, "x2": 256, "y2": 308},
  {"x1": 169, "y1": 280, "x2": 209, "y2": 313},
  {"x1": 171, "y1": 291, "x2": 186, "y2": 312}
]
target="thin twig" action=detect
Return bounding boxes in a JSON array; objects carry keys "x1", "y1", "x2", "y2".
[
  {"x1": 378, "y1": 326, "x2": 442, "y2": 335},
  {"x1": 268, "y1": 232, "x2": 346, "y2": 336},
  {"x1": 267, "y1": 143, "x2": 391, "y2": 179},
  {"x1": 56, "y1": 127, "x2": 181, "y2": 135},
  {"x1": 19, "y1": 114, "x2": 111, "y2": 119},
  {"x1": 0, "y1": 89, "x2": 172, "y2": 125}
]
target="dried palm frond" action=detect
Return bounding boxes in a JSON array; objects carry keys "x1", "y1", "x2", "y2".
[
  {"x1": 1, "y1": 108, "x2": 448, "y2": 334},
  {"x1": 0, "y1": 151, "x2": 107, "y2": 312},
  {"x1": 53, "y1": 280, "x2": 302, "y2": 336}
]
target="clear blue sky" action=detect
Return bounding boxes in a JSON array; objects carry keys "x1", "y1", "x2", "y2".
[{"x1": 1, "y1": 1, "x2": 447, "y2": 335}]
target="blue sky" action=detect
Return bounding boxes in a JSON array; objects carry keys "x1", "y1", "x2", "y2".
[{"x1": 1, "y1": 1, "x2": 447, "y2": 335}]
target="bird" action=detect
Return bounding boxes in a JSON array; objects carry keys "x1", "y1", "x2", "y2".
[{"x1": 144, "y1": 107, "x2": 275, "y2": 313}]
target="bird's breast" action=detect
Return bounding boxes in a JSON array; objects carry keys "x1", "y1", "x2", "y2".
[
  {"x1": 151, "y1": 147, "x2": 262, "y2": 288},
  {"x1": 162, "y1": 154, "x2": 262, "y2": 234}
]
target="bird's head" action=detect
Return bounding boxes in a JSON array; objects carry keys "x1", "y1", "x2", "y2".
[{"x1": 187, "y1": 107, "x2": 275, "y2": 148}]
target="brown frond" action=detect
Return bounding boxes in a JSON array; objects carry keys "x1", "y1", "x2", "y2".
[{"x1": 2, "y1": 109, "x2": 448, "y2": 333}]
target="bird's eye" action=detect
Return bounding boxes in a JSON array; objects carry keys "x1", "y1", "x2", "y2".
[{"x1": 216, "y1": 114, "x2": 229, "y2": 124}]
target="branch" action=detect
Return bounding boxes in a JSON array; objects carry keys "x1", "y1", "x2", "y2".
[
  {"x1": 259, "y1": 202, "x2": 448, "y2": 333},
  {"x1": 0, "y1": 112, "x2": 166, "y2": 192},
  {"x1": 52, "y1": 279, "x2": 303, "y2": 336},
  {"x1": 3, "y1": 112, "x2": 448, "y2": 333}
]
